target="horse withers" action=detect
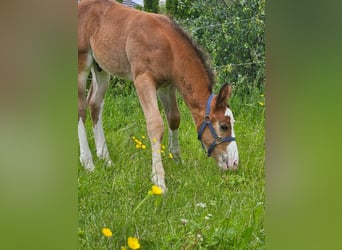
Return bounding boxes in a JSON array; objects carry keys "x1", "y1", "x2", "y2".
[{"x1": 78, "y1": 0, "x2": 239, "y2": 192}]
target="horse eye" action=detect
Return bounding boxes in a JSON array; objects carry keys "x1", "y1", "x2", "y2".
[{"x1": 220, "y1": 124, "x2": 229, "y2": 131}]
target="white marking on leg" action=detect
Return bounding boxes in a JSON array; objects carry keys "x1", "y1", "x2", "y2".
[
  {"x1": 168, "y1": 128, "x2": 180, "y2": 159},
  {"x1": 78, "y1": 118, "x2": 95, "y2": 171},
  {"x1": 151, "y1": 140, "x2": 166, "y2": 192},
  {"x1": 78, "y1": 71, "x2": 89, "y2": 89},
  {"x1": 93, "y1": 101, "x2": 112, "y2": 165}
]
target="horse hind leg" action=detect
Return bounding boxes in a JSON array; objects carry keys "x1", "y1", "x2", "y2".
[
  {"x1": 78, "y1": 52, "x2": 95, "y2": 170},
  {"x1": 87, "y1": 65, "x2": 112, "y2": 166},
  {"x1": 158, "y1": 85, "x2": 181, "y2": 161},
  {"x1": 134, "y1": 73, "x2": 167, "y2": 192}
]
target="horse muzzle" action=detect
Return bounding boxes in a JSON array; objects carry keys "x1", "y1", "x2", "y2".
[{"x1": 218, "y1": 141, "x2": 239, "y2": 170}]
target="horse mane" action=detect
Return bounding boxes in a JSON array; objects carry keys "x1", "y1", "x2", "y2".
[{"x1": 168, "y1": 20, "x2": 215, "y2": 92}]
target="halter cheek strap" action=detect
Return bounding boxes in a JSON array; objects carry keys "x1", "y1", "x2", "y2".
[{"x1": 197, "y1": 94, "x2": 236, "y2": 157}]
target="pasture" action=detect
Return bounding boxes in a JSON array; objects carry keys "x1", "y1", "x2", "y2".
[{"x1": 78, "y1": 83, "x2": 265, "y2": 249}]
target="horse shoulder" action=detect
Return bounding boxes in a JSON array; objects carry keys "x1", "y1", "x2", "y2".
[
  {"x1": 78, "y1": 0, "x2": 118, "y2": 52},
  {"x1": 124, "y1": 16, "x2": 175, "y2": 81}
]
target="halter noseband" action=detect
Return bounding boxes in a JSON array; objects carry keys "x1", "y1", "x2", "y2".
[{"x1": 197, "y1": 94, "x2": 236, "y2": 157}]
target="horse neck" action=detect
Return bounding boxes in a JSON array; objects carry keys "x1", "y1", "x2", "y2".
[{"x1": 173, "y1": 61, "x2": 213, "y2": 130}]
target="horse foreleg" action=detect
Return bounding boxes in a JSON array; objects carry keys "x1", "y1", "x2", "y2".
[
  {"x1": 134, "y1": 73, "x2": 167, "y2": 192},
  {"x1": 158, "y1": 85, "x2": 181, "y2": 161},
  {"x1": 88, "y1": 67, "x2": 112, "y2": 166},
  {"x1": 78, "y1": 70, "x2": 95, "y2": 171}
]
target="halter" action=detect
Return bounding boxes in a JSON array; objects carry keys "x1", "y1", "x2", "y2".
[{"x1": 197, "y1": 94, "x2": 236, "y2": 157}]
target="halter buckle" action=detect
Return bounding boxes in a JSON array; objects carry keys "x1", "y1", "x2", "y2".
[
  {"x1": 213, "y1": 136, "x2": 222, "y2": 145},
  {"x1": 204, "y1": 116, "x2": 211, "y2": 124}
]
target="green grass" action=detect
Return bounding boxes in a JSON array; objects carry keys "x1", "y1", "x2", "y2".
[{"x1": 78, "y1": 85, "x2": 265, "y2": 249}]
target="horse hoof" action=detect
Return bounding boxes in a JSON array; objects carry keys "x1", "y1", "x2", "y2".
[
  {"x1": 160, "y1": 184, "x2": 168, "y2": 193},
  {"x1": 80, "y1": 156, "x2": 95, "y2": 171},
  {"x1": 173, "y1": 156, "x2": 182, "y2": 164},
  {"x1": 84, "y1": 162, "x2": 95, "y2": 171}
]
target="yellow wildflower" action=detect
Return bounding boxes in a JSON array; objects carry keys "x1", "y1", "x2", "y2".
[
  {"x1": 136, "y1": 144, "x2": 141, "y2": 149},
  {"x1": 151, "y1": 185, "x2": 163, "y2": 195},
  {"x1": 152, "y1": 138, "x2": 157, "y2": 143},
  {"x1": 141, "y1": 144, "x2": 146, "y2": 149},
  {"x1": 258, "y1": 101, "x2": 265, "y2": 106},
  {"x1": 169, "y1": 153, "x2": 173, "y2": 159},
  {"x1": 127, "y1": 237, "x2": 140, "y2": 249},
  {"x1": 121, "y1": 247, "x2": 127, "y2": 250},
  {"x1": 132, "y1": 136, "x2": 136, "y2": 140},
  {"x1": 102, "y1": 228, "x2": 112, "y2": 237},
  {"x1": 161, "y1": 144, "x2": 166, "y2": 150},
  {"x1": 141, "y1": 135, "x2": 145, "y2": 139}
]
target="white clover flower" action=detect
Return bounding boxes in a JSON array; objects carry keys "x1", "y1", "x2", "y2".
[
  {"x1": 196, "y1": 202, "x2": 207, "y2": 208},
  {"x1": 180, "y1": 218, "x2": 189, "y2": 225},
  {"x1": 205, "y1": 213, "x2": 213, "y2": 220}
]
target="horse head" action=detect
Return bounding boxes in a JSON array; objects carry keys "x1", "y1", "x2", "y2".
[{"x1": 197, "y1": 83, "x2": 239, "y2": 170}]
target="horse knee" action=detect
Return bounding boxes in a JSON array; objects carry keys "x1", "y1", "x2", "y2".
[{"x1": 147, "y1": 116, "x2": 164, "y2": 139}]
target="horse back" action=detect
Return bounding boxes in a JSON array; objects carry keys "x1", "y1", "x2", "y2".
[{"x1": 78, "y1": 0, "x2": 175, "y2": 84}]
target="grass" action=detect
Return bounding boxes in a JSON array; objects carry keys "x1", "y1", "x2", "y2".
[{"x1": 78, "y1": 84, "x2": 265, "y2": 249}]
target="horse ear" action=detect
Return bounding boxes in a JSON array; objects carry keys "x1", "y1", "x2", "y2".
[{"x1": 215, "y1": 83, "x2": 232, "y2": 109}]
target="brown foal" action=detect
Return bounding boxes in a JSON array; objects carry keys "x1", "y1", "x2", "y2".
[{"x1": 78, "y1": 0, "x2": 239, "y2": 192}]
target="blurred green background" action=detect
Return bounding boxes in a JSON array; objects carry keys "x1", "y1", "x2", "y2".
[
  {"x1": 266, "y1": 0, "x2": 342, "y2": 249},
  {"x1": 0, "y1": 0, "x2": 77, "y2": 249}
]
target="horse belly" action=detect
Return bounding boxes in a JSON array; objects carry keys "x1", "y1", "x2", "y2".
[{"x1": 91, "y1": 38, "x2": 133, "y2": 81}]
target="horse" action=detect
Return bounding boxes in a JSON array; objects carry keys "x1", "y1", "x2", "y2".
[{"x1": 78, "y1": 0, "x2": 239, "y2": 192}]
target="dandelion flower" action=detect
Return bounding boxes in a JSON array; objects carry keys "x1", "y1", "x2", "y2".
[
  {"x1": 151, "y1": 185, "x2": 163, "y2": 195},
  {"x1": 258, "y1": 101, "x2": 265, "y2": 106},
  {"x1": 141, "y1": 135, "x2": 146, "y2": 139},
  {"x1": 141, "y1": 144, "x2": 146, "y2": 149},
  {"x1": 169, "y1": 153, "x2": 173, "y2": 159},
  {"x1": 132, "y1": 136, "x2": 136, "y2": 140},
  {"x1": 102, "y1": 228, "x2": 112, "y2": 237},
  {"x1": 127, "y1": 237, "x2": 140, "y2": 249},
  {"x1": 161, "y1": 145, "x2": 166, "y2": 150},
  {"x1": 136, "y1": 144, "x2": 141, "y2": 149}
]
